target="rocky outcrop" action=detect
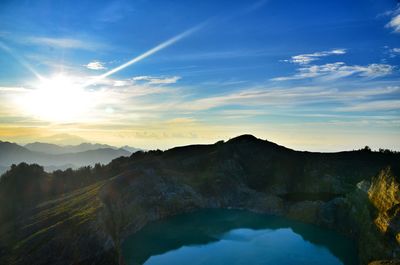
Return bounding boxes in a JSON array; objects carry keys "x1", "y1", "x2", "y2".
[
  {"x1": 369, "y1": 169, "x2": 400, "y2": 243},
  {"x1": 97, "y1": 167, "x2": 400, "y2": 265},
  {"x1": 369, "y1": 261, "x2": 400, "y2": 265},
  {"x1": 366, "y1": 169, "x2": 400, "y2": 262}
]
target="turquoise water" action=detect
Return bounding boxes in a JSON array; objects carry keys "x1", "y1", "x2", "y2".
[{"x1": 122, "y1": 209, "x2": 358, "y2": 265}]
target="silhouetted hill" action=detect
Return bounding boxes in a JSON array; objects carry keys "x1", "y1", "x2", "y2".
[
  {"x1": 157, "y1": 135, "x2": 398, "y2": 192},
  {"x1": 0, "y1": 135, "x2": 399, "y2": 265}
]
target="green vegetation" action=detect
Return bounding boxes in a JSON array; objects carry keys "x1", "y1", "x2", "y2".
[{"x1": 0, "y1": 156, "x2": 130, "y2": 224}]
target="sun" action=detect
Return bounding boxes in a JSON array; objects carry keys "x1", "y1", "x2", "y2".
[{"x1": 20, "y1": 74, "x2": 91, "y2": 122}]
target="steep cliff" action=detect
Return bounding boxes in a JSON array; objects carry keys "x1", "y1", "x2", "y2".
[
  {"x1": 369, "y1": 169, "x2": 400, "y2": 243},
  {"x1": 365, "y1": 169, "x2": 400, "y2": 264}
]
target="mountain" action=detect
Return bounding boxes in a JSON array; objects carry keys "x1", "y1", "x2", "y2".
[
  {"x1": 120, "y1": 145, "x2": 142, "y2": 153},
  {"x1": 24, "y1": 142, "x2": 119, "y2": 154},
  {"x1": 0, "y1": 135, "x2": 399, "y2": 265},
  {"x1": 0, "y1": 141, "x2": 131, "y2": 173},
  {"x1": 36, "y1": 133, "x2": 88, "y2": 145},
  {"x1": 24, "y1": 142, "x2": 65, "y2": 154},
  {"x1": 0, "y1": 141, "x2": 36, "y2": 166}
]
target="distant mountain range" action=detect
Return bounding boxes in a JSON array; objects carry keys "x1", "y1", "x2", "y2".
[
  {"x1": 0, "y1": 141, "x2": 140, "y2": 174},
  {"x1": 24, "y1": 142, "x2": 119, "y2": 154},
  {"x1": 120, "y1": 145, "x2": 142, "y2": 153}
]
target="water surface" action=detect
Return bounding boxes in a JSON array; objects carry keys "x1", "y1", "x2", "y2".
[{"x1": 123, "y1": 209, "x2": 357, "y2": 265}]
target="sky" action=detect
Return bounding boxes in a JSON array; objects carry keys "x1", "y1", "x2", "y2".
[{"x1": 0, "y1": 0, "x2": 399, "y2": 151}]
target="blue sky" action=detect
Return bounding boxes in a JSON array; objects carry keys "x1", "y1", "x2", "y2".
[{"x1": 0, "y1": 0, "x2": 399, "y2": 151}]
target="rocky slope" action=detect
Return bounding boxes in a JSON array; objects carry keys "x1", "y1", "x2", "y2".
[{"x1": 0, "y1": 135, "x2": 399, "y2": 265}]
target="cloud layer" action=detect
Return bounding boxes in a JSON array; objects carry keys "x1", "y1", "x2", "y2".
[
  {"x1": 273, "y1": 62, "x2": 394, "y2": 81},
  {"x1": 132, "y1": 75, "x2": 181, "y2": 84},
  {"x1": 386, "y1": 6, "x2": 400, "y2": 33},
  {"x1": 284, "y1": 49, "x2": 346, "y2": 65},
  {"x1": 85, "y1": 61, "x2": 106, "y2": 70},
  {"x1": 25, "y1": 36, "x2": 104, "y2": 50}
]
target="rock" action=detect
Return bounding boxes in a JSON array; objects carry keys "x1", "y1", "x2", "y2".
[
  {"x1": 368, "y1": 168, "x2": 400, "y2": 235},
  {"x1": 286, "y1": 200, "x2": 323, "y2": 223},
  {"x1": 369, "y1": 260, "x2": 400, "y2": 265}
]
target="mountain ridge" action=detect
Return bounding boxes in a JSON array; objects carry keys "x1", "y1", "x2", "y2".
[
  {"x1": 23, "y1": 141, "x2": 141, "y2": 154},
  {"x1": 0, "y1": 135, "x2": 399, "y2": 265},
  {"x1": 24, "y1": 142, "x2": 118, "y2": 154},
  {"x1": 0, "y1": 141, "x2": 133, "y2": 173}
]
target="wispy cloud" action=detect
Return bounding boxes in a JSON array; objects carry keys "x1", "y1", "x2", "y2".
[
  {"x1": 1, "y1": 74, "x2": 181, "y2": 125},
  {"x1": 88, "y1": 75, "x2": 181, "y2": 88},
  {"x1": 176, "y1": 85, "x2": 400, "y2": 111},
  {"x1": 165, "y1": 117, "x2": 196, "y2": 125},
  {"x1": 15, "y1": 36, "x2": 107, "y2": 50},
  {"x1": 389, "y1": 47, "x2": 400, "y2": 57},
  {"x1": 161, "y1": 49, "x2": 273, "y2": 61},
  {"x1": 386, "y1": 6, "x2": 400, "y2": 33},
  {"x1": 88, "y1": 76, "x2": 180, "y2": 98},
  {"x1": 0, "y1": 86, "x2": 28, "y2": 93},
  {"x1": 132, "y1": 75, "x2": 181, "y2": 84},
  {"x1": 27, "y1": 37, "x2": 88, "y2": 49},
  {"x1": 97, "y1": 1, "x2": 134, "y2": 23},
  {"x1": 272, "y1": 62, "x2": 394, "y2": 81},
  {"x1": 284, "y1": 49, "x2": 346, "y2": 65},
  {"x1": 85, "y1": 61, "x2": 107, "y2": 70},
  {"x1": 339, "y1": 100, "x2": 400, "y2": 112}
]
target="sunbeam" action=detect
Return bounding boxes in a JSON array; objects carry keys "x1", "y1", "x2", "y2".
[{"x1": 0, "y1": 41, "x2": 43, "y2": 81}]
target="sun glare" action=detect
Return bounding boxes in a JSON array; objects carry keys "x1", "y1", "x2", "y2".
[{"x1": 20, "y1": 74, "x2": 91, "y2": 122}]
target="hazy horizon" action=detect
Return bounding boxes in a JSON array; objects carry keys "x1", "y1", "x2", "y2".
[
  {"x1": 2, "y1": 133, "x2": 399, "y2": 153},
  {"x1": 0, "y1": 0, "x2": 399, "y2": 152}
]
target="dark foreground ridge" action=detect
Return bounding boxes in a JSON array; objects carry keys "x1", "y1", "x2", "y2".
[{"x1": 0, "y1": 135, "x2": 399, "y2": 265}]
